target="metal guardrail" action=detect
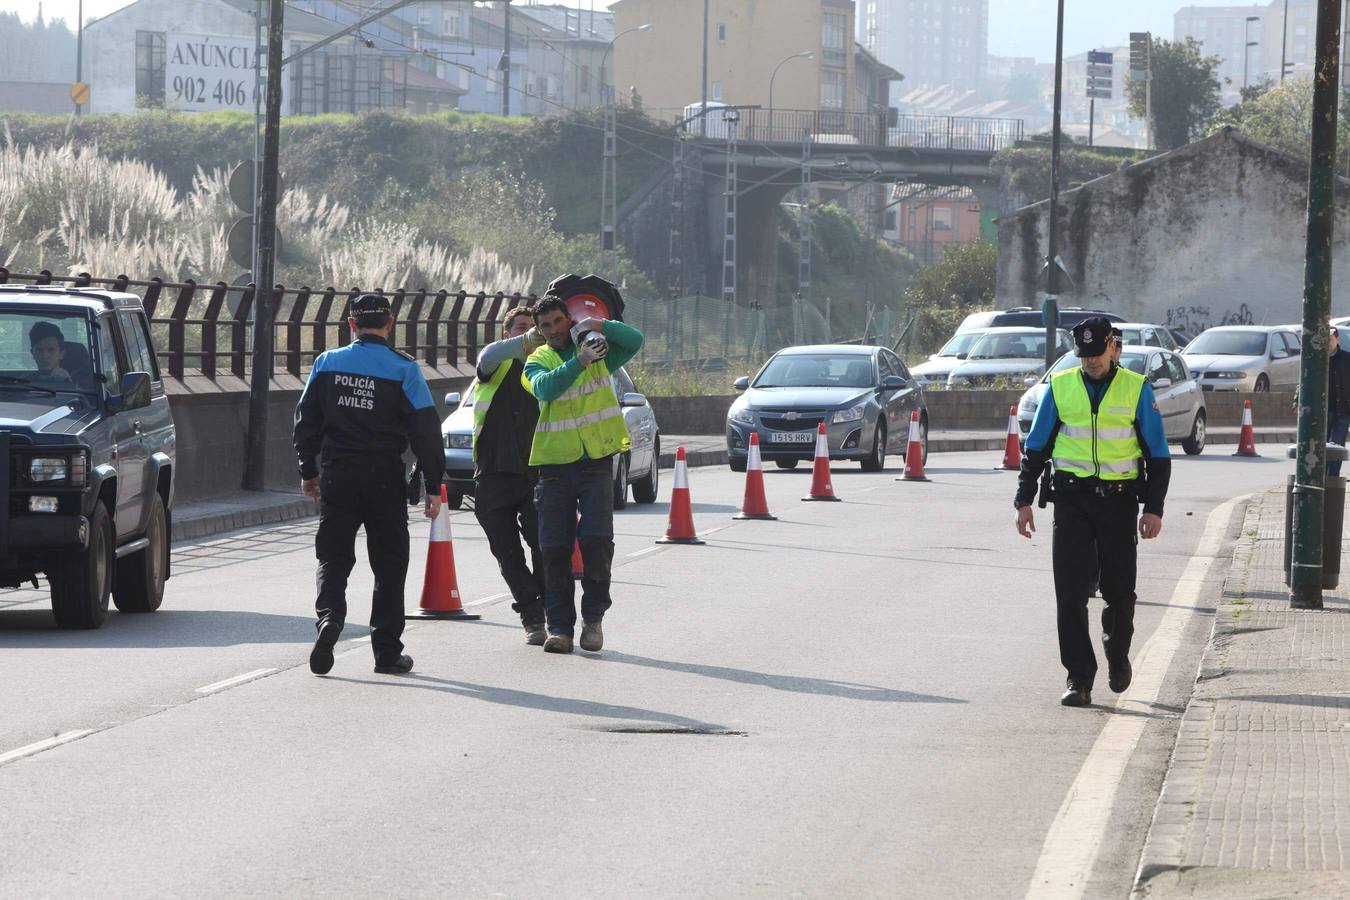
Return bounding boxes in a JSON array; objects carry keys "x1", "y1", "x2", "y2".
[
  {"x1": 660, "y1": 107, "x2": 1025, "y2": 153},
  {"x1": 0, "y1": 269, "x2": 541, "y2": 380}
]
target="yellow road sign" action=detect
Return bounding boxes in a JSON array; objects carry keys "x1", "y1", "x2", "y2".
[{"x1": 71, "y1": 82, "x2": 90, "y2": 106}]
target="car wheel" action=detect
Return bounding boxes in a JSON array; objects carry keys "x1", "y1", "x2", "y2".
[
  {"x1": 50, "y1": 500, "x2": 113, "y2": 630},
  {"x1": 633, "y1": 439, "x2": 659, "y2": 504},
  {"x1": 774, "y1": 459, "x2": 799, "y2": 470},
  {"x1": 1183, "y1": 410, "x2": 1206, "y2": 456},
  {"x1": 445, "y1": 492, "x2": 464, "y2": 511},
  {"x1": 612, "y1": 454, "x2": 628, "y2": 510},
  {"x1": 730, "y1": 458, "x2": 748, "y2": 473},
  {"x1": 113, "y1": 494, "x2": 168, "y2": 613},
  {"x1": 861, "y1": 423, "x2": 886, "y2": 472},
  {"x1": 1254, "y1": 374, "x2": 1270, "y2": 392}
]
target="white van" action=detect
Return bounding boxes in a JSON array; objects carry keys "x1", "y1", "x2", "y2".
[{"x1": 682, "y1": 101, "x2": 736, "y2": 139}]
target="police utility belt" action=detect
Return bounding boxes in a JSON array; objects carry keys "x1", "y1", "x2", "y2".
[{"x1": 1043, "y1": 471, "x2": 1141, "y2": 503}]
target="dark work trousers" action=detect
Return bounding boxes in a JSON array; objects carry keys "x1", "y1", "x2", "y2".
[
  {"x1": 314, "y1": 456, "x2": 410, "y2": 662},
  {"x1": 534, "y1": 456, "x2": 615, "y2": 636},
  {"x1": 473, "y1": 472, "x2": 546, "y2": 626},
  {"x1": 1052, "y1": 490, "x2": 1139, "y2": 688}
]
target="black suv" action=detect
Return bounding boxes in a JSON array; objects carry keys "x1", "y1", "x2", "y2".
[{"x1": 0, "y1": 286, "x2": 175, "y2": 629}]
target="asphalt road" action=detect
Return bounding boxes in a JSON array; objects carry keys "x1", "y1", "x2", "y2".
[{"x1": 0, "y1": 450, "x2": 1292, "y2": 898}]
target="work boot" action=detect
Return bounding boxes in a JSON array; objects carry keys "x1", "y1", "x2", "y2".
[
  {"x1": 580, "y1": 620, "x2": 604, "y2": 652},
  {"x1": 1060, "y1": 682, "x2": 1092, "y2": 707},
  {"x1": 543, "y1": 633, "x2": 574, "y2": 654},
  {"x1": 1108, "y1": 657, "x2": 1133, "y2": 693},
  {"x1": 309, "y1": 620, "x2": 342, "y2": 675},
  {"x1": 523, "y1": 621, "x2": 547, "y2": 646},
  {"x1": 374, "y1": 654, "x2": 414, "y2": 674}
]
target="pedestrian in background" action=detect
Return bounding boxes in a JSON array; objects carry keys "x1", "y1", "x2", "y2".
[
  {"x1": 524, "y1": 287, "x2": 644, "y2": 654},
  {"x1": 294, "y1": 293, "x2": 444, "y2": 676},
  {"x1": 1014, "y1": 317, "x2": 1172, "y2": 707},
  {"x1": 472, "y1": 306, "x2": 549, "y2": 645},
  {"x1": 1328, "y1": 325, "x2": 1350, "y2": 476}
]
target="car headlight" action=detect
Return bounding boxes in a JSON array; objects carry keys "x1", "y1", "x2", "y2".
[
  {"x1": 831, "y1": 403, "x2": 867, "y2": 424},
  {"x1": 29, "y1": 457, "x2": 67, "y2": 483},
  {"x1": 731, "y1": 408, "x2": 756, "y2": 425},
  {"x1": 444, "y1": 433, "x2": 472, "y2": 450}
]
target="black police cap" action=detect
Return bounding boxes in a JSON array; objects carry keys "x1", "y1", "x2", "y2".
[
  {"x1": 351, "y1": 293, "x2": 391, "y2": 316},
  {"x1": 1072, "y1": 315, "x2": 1114, "y2": 357}
]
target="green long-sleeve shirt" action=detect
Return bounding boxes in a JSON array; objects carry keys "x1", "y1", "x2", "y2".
[{"x1": 524, "y1": 320, "x2": 645, "y2": 402}]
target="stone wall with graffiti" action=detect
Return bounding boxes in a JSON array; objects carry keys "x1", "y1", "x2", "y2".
[{"x1": 995, "y1": 128, "x2": 1350, "y2": 337}]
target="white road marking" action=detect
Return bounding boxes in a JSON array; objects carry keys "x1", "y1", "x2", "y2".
[
  {"x1": 464, "y1": 592, "x2": 510, "y2": 608},
  {"x1": 1024, "y1": 495, "x2": 1246, "y2": 900},
  {"x1": 195, "y1": 668, "x2": 277, "y2": 695},
  {"x1": 626, "y1": 547, "x2": 660, "y2": 558},
  {"x1": 0, "y1": 730, "x2": 94, "y2": 766}
]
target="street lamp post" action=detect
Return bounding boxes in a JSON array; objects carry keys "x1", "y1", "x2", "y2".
[
  {"x1": 769, "y1": 51, "x2": 815, "y2": 139},
  {"x1": 600, "y1": 23, "x2": 653, "y2": 271},
  {"x1": 1244, "y1": 16, "x2": 1260, "y2": 92},
  {"x1": 1282, "y1": 0, "x2": 1291, "y2": 83}
]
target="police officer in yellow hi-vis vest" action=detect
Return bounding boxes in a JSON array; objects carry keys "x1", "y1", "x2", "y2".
[
  {"x1": 524, "y1": 291, "x2": 644, "y2": 654},
  {"x1": 472, "y1": 306, "x2": 549, "y2": 645},
  {"x1": 1014, "y1": 316, "x2": 1171, "y2": 707}
]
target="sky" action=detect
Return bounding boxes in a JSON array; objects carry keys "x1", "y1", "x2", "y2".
[{"x1": 4, "y1": 0, "x2": 1269, "y2": 62}]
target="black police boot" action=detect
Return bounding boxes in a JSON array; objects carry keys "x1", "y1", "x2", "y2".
[
  {"x1": 523, "y1": 621, "x2": 547, "y2": 646},
  {"x1": 309, "y1": 620, "x2": 342, "y2": 675},
  {"x1": 1060, "y1": 681, "x2": 1092, "y2": 707},
  {"x1": 1108, "y1": 657, "x2": 1133, "y2": 693},
  {"x1": 374, "y1": 654, "x2": 414, "y2": 674}
]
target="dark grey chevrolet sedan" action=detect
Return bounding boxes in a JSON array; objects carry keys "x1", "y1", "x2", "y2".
[{"x1": 726, "y1": 344, "x2": 928, "y2": 472}]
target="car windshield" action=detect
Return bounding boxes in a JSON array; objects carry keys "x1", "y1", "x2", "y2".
[
  {"x1": 1043, "y1": 351, "x2": 1147, "y2": 381},
  {"x1": 0, "y1": 310, "x2": 97, "y2": 395},
  {"x1": 1120, "y1": 328, "x2": 1143, "y2": 345},
  {"x1": 968, "y1": 331, "x2": 1048, "y2": 360},
  {"x1": 754, "y1": 353, "x2": 874, "y2": 388},
  {"x1": 937, "y1": 332, "x2": 984, "y2": 358},
  {"x1": 1185, "y1": 331, "x2": 1268, "y2": 356}
]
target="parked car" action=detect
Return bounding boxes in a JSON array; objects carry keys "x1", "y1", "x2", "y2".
[
  {"x1": 1016, "y1": 345, "x2": 1207, "y2": 455},
  {"x1": 911, "y1": 328, "x2": 992, "y2": 386},
  {"x1": 1169, "y1": 329, "x2": 1193, "y2": 350},
  {"x1": 726, "y1": 344, "x2": 926, "y2": 472},
  {"x1": 946, "y1": 327, "x2": 1073, "y2": 387},
  {"x1": 955, "y1": 307, "x2": 1124, "y2": 334},
  {"x1": 0, "y1": 286, "x2": 175, "y2": 629},
  {"x1": 1182, "y1": 325, "x2": 1302, "y2": 392},
  {"x1": 1115, "y1": 322, "x2": 1180, "y2": 351},
  {"x1": 440, "y1": 366, "x2": 659, "y2": 511}
]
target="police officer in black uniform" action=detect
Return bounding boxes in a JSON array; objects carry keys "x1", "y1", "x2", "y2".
[
  {"x1": 1014, "y1": 317, "x2": 1172, "y2": 707},
  {"x1": 294, "y1": 294, "x2": 445, "y2": 676}
]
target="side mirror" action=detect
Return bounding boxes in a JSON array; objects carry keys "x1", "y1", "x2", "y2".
[
  {"x1": 114, "y1": 372, "x2": 152, "y2": 411},
  {"x1": 733, "y1": 376, "x2": 750, "y2": 391},
  {"x1": 621, "y1": 392, "x2": 648, "y2": 408},
  {"x1": 880, "y1": 375, "x2": 906, "y2": 390},
  {"x1": 1153, "y1": 377, "x2": 1173, "y2": 389},
  {"x1": 444, "y1": 392, "x2": 462, "y2": 408}
]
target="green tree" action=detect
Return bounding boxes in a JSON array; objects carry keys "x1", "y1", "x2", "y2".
[
  {"x1": 1127, "y1": 37, "x2": 1222, "y2": 149},
  {"x1": 901, "y1": 240, "x2": 997, "y2": 353},
  {"x1": 1210, "y1": 75, "x2": 1316, "y2": 158}
]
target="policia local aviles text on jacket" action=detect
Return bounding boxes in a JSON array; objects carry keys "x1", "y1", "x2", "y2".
[
  {"x1": 293, "y1": 293, "x2": 445, "y2": 676},
  {"x1": 472, "y1": 306, "x2": 549, "y2": 645},
  {"x1": 524, "y1": 295, "x2": 645, "y2": 655},
  {"x1": 1014, "y1": 317, "x2": 1172, "y2": 707}
]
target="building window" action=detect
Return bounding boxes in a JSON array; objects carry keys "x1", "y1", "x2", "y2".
[
  {"x1": 932, "y1": 206, "x2": 953, "y2": 230},
  {"x1": 717, "y1": 23, "x2": 726, "y2": 44},
  {"x1": 446, "y1": 13, "x2": 461, "y2": 37},
  {"x1": 822, "y1": 12, "x2": 847, "y2": 66},
  {"x1": 581, "y1": 64, "x2": 591, "y2": 95},
  {"x1": 135, "y1": 30, "x2": 166, "y2": 108},
  {"x1": 884, "y1": 210, "x2": 898, "y2": 231},
  {"x1": 820, "y1": 70, "x2": 845, "y2": 109},
  {"x1": 711, "y1": 80, "x2": 723, "y2": 101}
]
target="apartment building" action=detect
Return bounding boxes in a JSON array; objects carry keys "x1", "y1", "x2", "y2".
[{"x1": 859, "y1": 0, "x2": 987, "y2": 90}]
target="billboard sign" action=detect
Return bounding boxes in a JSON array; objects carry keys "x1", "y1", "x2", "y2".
[{"x1": 165, "y1": 32, "x2": 259, "y2": 111}]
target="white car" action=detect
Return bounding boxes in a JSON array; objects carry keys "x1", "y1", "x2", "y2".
[
  {"x1": 911, "y1": 328, "x2": 992, "y2": 386},
  {"x1": 1114, "y1": 322, "x2": 1180, "y2": 351},
  {"x1": 1016, "y1": 345, "x2": 1208, "y2": 455},
  {"x1": 1182, "y1": 325, "x2": 1302, "y2": 392},
  {"x1": 946, "y1": 327, "x2": 1072, "y2": 388}
]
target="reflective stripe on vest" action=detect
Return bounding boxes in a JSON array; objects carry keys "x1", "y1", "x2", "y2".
[
  {"x1": 527, "y1": 347, "x2": 631, "y2": 465},
  {"x1": 1049, "y1": 366, "x2": 1145, "y2": 481},
  {"x1": 470, "y1": 361, "x2": 513, "y2": 462}
]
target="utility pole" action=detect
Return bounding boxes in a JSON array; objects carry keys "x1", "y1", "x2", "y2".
[
  {"x1": 1289, "y1": 0, "x2": 1343, "y2": 610},
  {"x1": 244, "y1": 0, "x2": 284, "y2": 492},
  {"x1": 722, "y1": 109, "x2": 739, "y2": 307},
  {"x1": 74, "y1": 0, "x2": 83, "y2": 116},
  {"x1": 1044, "y1": 0, "x2": 1065, "y2": 373},
  {"x1": 500, "y1": 0, "x2": 511, "y2": 117},
  {"x1": 1281, "y1": 0, "x2": 1290, "y2": 83},
  {"x1": 798, "y1": 129, "x2": 812, "y2": 301},
  {"x1": 701, "y1": 0, "x2": 709, "y2": 137}
]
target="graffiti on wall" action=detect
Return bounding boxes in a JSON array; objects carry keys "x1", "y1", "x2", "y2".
[{"x1": 1164, "y1": 304, "x2": 1255, "y2": 336}]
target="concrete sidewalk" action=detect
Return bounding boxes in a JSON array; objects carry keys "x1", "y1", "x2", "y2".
[{"x1": 1134, "y1": 489, "x2": 1350, "y2": 897}]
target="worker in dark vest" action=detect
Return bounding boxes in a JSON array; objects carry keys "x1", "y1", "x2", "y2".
[
  {"x1": 1014, "y1": 317, "x2": 1172, "y2": 707},
  {"x1": 472, "y1": 306, "x2": 549, "y2": 645}
]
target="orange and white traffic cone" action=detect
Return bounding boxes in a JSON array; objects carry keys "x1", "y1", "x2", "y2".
[
  {"x1": 900, "y1": 410, "x2": 930, "y2": 482},
  {"x1": 408, "y1": 485, "x2": 481, "y2": 620},
  {"x1": 656, "y1": 446, "x2": 705, "y2": 544},
  {"x1": 734, "y1": 432, "x2": 777, "y2": 520},
  {"x1": 571, "y1": 537, "x2": 584, "y2": 580},
  {"x1": 1233, "y1": 398, "x2": 1260, "y2": 457},
  {"x1": 999, "y1": 405, "x2": 1022, "y2": 471},
  {"x1": 802, "y1": 423, "x2": 841, "y2": 502}
]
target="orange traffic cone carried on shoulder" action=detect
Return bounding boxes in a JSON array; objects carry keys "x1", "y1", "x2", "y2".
[
  {"x1": 1000, "y1": 405, "x2": 1022, "y2": 471},
  {"x1": 900, "y1": 410, "x2": 931, "y2": 482},
  {"x1": 734, "y1": 432, "x2": 777, "y2": 520},
  {"x1": 1233, "y1": 398, "x2": 1260, "y2": 458},
  {"x1": 408, "y1": 485, "x2": 481, "y2": 620},
  {"x1": 802, "y1": 423, "x2": 841, "y2": 502},
  {"x1": 657, "y1": 446, "x2": 705, "y2": 545}
]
